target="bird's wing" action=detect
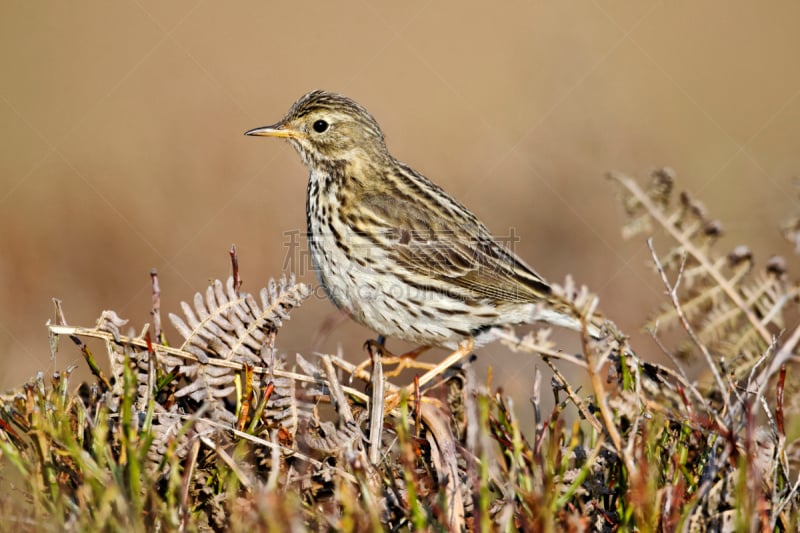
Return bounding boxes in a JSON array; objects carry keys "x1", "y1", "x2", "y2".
[{"x1": 352, "y1": 190, "x2": 553, "y2": 304}]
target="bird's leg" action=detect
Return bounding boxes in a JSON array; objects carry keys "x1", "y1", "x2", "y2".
[
  {"x1": 354, "y1": 337, "x2": 435, "y2": 379},
  {"x1": 382, "y1": 337, "x2": 475, "y2": 415},
  {"x1": 353, "y1": 336, "x2": 387, "y2": 381},
  {"x1": 408, "y1": 337, "x2": 474, "y2": 393},
  {"x1": 380, "y1": 345, "x2": 435, "y2": 377}
]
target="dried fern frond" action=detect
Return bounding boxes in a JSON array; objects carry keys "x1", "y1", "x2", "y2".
[
  {"x1": 163, "y1": 275, "x2": 311, "y2": 425},
  {"x1": 95, "y1": 310, "x2": 152, "y2": 412},
  {"x1": 168, "y1": 275, "x2": 309, "y2": 365},
  {"x1": 48, "y1": 275, "x2": 315, "y2": 464},
  {"x1": 610, "y1": 169, "x2": 800, "y2": 384}
]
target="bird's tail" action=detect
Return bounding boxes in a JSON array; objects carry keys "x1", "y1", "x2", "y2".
[{"x1": 531, "y1": 284, "x2": 607, "y2": 340}]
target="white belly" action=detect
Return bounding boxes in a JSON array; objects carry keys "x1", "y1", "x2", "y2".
[{"x1": 305, "y1": 173, "x2": 545, "y2": 348}]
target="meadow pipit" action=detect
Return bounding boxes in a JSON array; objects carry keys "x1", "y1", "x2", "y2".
[{"x1": 246, "y1": 90, "x2": 600, "y2": 354}]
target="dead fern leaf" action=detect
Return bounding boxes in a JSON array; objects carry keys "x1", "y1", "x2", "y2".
[
  {"x1": 610, "y1": 169, "x2": 799, "y2": 384},
  {"x1": 169, "y1": 275, "x2": 310, "y2": 364}
]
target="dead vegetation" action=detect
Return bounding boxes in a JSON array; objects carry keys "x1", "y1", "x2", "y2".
[{"x1": 2, "y1": 170, "x2": 800, "y2": 531}]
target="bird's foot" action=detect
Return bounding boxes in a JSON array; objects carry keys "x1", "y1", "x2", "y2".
[
  {"x1": 355, "y1": 338, "x2": 434, "y2": 378},
  {"x1": 406, "y1": 337, "x2": 475, "y2": 395},
  {"x1": 381, "y1": 338, "x2": 475, "y2": 415}
]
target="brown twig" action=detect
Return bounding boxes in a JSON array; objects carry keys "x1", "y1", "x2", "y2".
[
  {"x1": 418, "y1": 402, "x2": 465, "y2": 531},
  {"x1": 367, "y1": 344, "x2": 385, "y2": 465},
  {"x1": 776, "y1": 365, "x2": 786, "y2": 437},
  {"x1": 230, "y1": 244, "x2": 242, "y2": 295},
  {"x1": 52, "y1": 298, "x2": 68, "y2": 326},
  {"x1": 760, "y1": 321, "x2": 800, "y2": 394},
  {"x1": 647, "y1": 238, "x2": 728, "y2": 406},
  {"x1": 321, "y1": 355, "x2": 356, "y2": 427},
  {"x1": 611, "y1": 173, "x2": 771, "y2": 347},
  {"x1": 150, "y1": 269, "x2": 162, "y2": 342},
  {"x1": 542, "y1": 358, "x2": 603, "y2": 434}
]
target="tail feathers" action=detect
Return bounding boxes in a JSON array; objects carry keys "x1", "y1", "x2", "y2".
[{"x1": 530, "y1": 299, "x2": 606, "y2": 340}]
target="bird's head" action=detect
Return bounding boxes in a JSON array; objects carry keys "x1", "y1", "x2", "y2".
[{"x1": 246, "y1": 90, "x2": 388, "y2": 166}]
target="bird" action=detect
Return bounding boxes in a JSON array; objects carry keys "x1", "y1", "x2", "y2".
[{"x1": 245, "y1": 90, "x2": 600, "y2": 353}]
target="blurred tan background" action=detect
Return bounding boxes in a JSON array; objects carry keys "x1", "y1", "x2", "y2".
[{"x1": 2, "y1": 2, "x2": 800, "y2": 400}]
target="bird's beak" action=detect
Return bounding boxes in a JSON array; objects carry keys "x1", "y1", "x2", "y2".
[{"x1": 244, "y1": 122, "x2": 303, "y2": 139}]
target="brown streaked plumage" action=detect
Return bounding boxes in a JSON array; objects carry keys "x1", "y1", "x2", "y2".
[{"x1": 246, "y1": 90, "x2": 597, "y2": 349}]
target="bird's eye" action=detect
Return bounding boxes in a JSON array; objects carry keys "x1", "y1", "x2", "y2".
[{"x1": 312, "y1": 119, "x2": 329, "y2": 133}]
